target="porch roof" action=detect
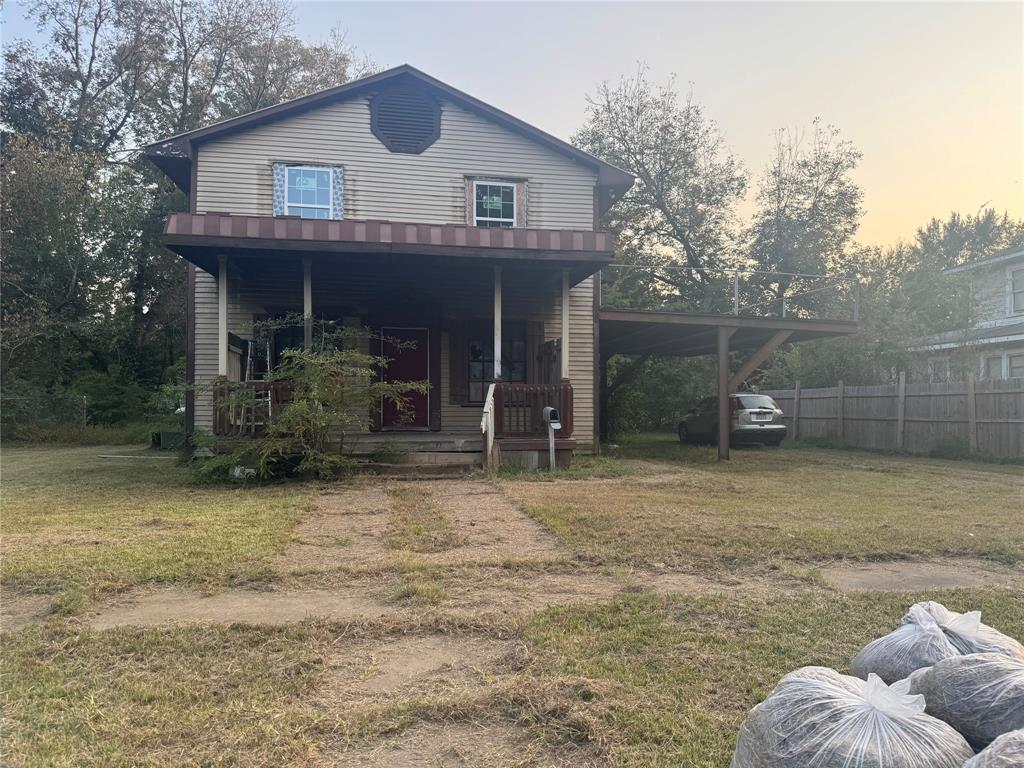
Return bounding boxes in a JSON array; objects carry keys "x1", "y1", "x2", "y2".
[{"x1": 164, "y1": 212, "x2": 613, "y2": 283}]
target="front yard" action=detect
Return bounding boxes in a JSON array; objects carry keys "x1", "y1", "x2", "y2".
[{"x1": 2, "y1": 438, "x2": 1022, "y2": 766}]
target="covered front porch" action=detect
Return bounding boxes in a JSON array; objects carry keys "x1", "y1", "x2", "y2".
[{"x1": 167, "y1": 212, "x2": 608, "y2": 466}]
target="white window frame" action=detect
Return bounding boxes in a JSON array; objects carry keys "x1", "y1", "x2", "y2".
[
  {"x1": 473, "y1": 180, "x2": 516, "y2": 228},
  {"x1": 1009, "y1": 266, "x2": 1024, "y2": 316},
  {"x1": 1010, "y1": 352, "x2": 1024, "y2": 379},
  {"x1": 285, "y1": 165, "x2": 333, "y2": 219}
]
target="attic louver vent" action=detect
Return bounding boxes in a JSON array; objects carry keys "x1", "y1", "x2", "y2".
[{"x1": 370, "y1": 87, "x2": 441, "y2": 154}]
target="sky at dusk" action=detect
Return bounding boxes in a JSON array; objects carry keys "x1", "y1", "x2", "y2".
[{"x1": 3, "y1": 1, "x2": 1021, "y2": 248}]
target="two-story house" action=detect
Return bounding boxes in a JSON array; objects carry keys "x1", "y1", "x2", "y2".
[
  {"x1": 912, "y1": 247, "x2": 1024, "y2": 382},
  {"x1": 145, "y1": 65, "x2": 634, "y2": 466}
]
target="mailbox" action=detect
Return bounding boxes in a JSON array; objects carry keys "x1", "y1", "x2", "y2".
[
  {"x1": 542, "y1": 406, "x2": 560, "y2": 471},
  {"x1": 542, "y1": 406, "x2": 561, "y2": 431}
]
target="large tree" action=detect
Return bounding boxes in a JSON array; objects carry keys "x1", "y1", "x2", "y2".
[
  {"x1": 574, "y1": 68, "x2": 748, "y2": 312},
  {"x1": 0, "y1": 0, "x2": 160, "y2": 152},
  {"x1": 2, "y1": 0, "x2": 371, "y2": 428},
  {"x1": 743, "y1": 121, "x2": 863, "y2": 318}
]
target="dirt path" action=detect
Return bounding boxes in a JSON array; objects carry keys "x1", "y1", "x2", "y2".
[
  {"x1": 820, "y1": 558, "x2": 1024, "y2": 591},
  {"x1": 276, "y1": 478, "x2": 565, "y2": 577},
  {"x1": 1, "y1": 590, "x2": 52, "y2": 632}
]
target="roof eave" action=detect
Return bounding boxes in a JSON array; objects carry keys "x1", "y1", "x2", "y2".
[{"x1": 943, "y1": 248, "x2": 1024, "y2": 274}]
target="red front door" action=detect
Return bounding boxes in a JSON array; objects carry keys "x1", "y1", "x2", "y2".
[{"x1": 381, "y1": 327, "x2": 429, "y2": 429}]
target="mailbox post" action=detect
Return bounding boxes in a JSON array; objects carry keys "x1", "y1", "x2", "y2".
[{"x1": 542, "y1": 406, "x2": 561, "y2": 471}]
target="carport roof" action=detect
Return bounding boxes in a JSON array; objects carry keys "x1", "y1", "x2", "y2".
[{"x1": 598, "y1": 308, "x2": 859, "y2": 358}]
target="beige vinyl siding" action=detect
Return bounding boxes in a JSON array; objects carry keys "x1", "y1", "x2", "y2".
[
  {"x1": 193, "y1": 270, "x2": 218, "y2": 430},
  {"x1": 192, "y1": 263, "x2": 595, "y2": 450},
  {"x1": 195, "y1": 97, "x2": 597, "y2": 229},
  {"x1": 567, "y1": 276, "x2": 595, "y2": 448}
]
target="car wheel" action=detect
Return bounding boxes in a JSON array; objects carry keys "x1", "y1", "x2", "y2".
[{"x1": 677, "y1": 423, "x2": 690, "y2": 444}]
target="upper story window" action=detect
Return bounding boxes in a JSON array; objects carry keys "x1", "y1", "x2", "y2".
[
  {"x1": 1011, "y1": 267, "x2": 1024, "y2": 315},
  {"x1": 474, "y1": 181, "x2": 516, "y2": 228},
  {"x1": 272, "y1": 163, "x2": 344, "y2": 220},
  {"x1": 286, "y1": 166, "x2": 332, "y2": 219}
]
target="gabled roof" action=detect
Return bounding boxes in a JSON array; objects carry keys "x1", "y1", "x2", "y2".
[
  {"x1": 943, "y1": 246, "x2": 1024, "y2": 274},
  {"x1": 144, "y1": 64, "x2": 634, "y2": 216}
]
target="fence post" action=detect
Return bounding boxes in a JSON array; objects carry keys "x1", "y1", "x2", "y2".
[
  {"x1": 81, "y1": 395, "x2": 88, "y2": 427},
  {"x1": 967, "y1": 372, "x2": 978, "y2": 454},
  {"x1": 896, "y1": 371, "x2": 906, "y2": 451},
  {"x1": 732, "y1": 273, "x2": 740, "y2": 315},
  {"x1": 836, "y1": 379, "x2": 844, "y2": 442},
  {"x1": 792, "y1": 380, "x2": 801, "y2": 440}
]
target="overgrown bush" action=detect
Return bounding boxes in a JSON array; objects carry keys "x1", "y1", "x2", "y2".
[{"x1": 194, "y1": 318, "x2": 426, "y2": 482}]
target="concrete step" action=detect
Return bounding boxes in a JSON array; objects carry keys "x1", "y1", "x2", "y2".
[
  {"x1": 343, "y1": 433, "x2": 483, "y2": 455},
  {"x1": 364, "y1": 461, "x2": 481, "y2": 478},
  {"x1": 387, "y1": 451, "x2": 482, "y2": 466}
]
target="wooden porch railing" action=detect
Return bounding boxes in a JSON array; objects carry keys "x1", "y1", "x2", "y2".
[
  {"x1": 492, "y1": 379, "x2": 573, "y2": 440},
  {"x1": 212, "y1": 379, "x2": 292, "y2": 436}
]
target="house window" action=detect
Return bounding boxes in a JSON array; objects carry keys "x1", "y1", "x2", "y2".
[
  {"x1": 467, "y1": 321, "x2": 526, "y2": 402},
  {"x1": 1010, "y1": 353, "x2": 1024, "y2": 379},
  {"x1": 286, "y1": 166, "x2": 332, "y2": 219},
  {"x1": 1011, "y1": 267, "x2": 1024, "y2": 315},
  {"x1": 928, "y1": 356, "x2": 950, "y2": 383},
  {"x1": 983, "y1": 355, "x2": 1004, "y2": 380},
  {"x1": 474, "y1": 182, "x2": 516, "y2": 228}
]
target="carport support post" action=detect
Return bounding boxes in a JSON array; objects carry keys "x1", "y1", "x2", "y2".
[
  {"x1": 792, "y1": 380, "x2": 801, "y2": 440},
  {"x1": 717, "y1": 325, "x2": 737, "y2": 460}
]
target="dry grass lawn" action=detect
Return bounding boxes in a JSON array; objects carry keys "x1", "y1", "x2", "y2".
[
  {"x1": 2, "y1": 445, "x2": 312, "y2": 610},
  {"x1": 2, "y1": 437, "x2": 1022, "y2": 767},
  {"x1": 503, "y1": 435, "x2": 1024, "y2": 570}
]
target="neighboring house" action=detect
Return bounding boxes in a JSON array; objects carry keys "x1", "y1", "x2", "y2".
[
  {"x1": 911, "y1": 247, "x2": 1024, "y2": 382},
  {"x1": 145, "y1": 65, "x2": 634, "y2": 465}
]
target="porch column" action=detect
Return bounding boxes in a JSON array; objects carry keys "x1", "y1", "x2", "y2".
[
  {"x1": 717, "y1": 325, "x2": 737, "y2": 461},
  {"x1": 493, "y1": 266, "x2": 502, "y2": 379},
  {"x1": 302, "y1": 257, "x2": 312, "y2": 348},
  {"x1": 561, "y1": 268, "x2": 570, "y2": 379},
  {"x1": 217, "y1": 254, "x2": 228, "y2": 377}
]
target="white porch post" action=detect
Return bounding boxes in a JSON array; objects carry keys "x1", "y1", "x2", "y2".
[
  {"x1": 302, "y1": 258, "x2": 313, "y2": 348},
  {"x1": 217, "y1": 254, "x2": 228, "y2": 377},
  {"x1": 560, "y1": 268, "x2": 570, "y2": 379},
  {"x1": 493, "y1": 266, "x2": 502, "y2": 380}
]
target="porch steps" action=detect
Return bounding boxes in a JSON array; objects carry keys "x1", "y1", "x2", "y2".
[
  {"x1": 364, "y1": 456, "x2": 482, "y2": 478},
  {"x1": 342, "y1": 433, "x2": 483, "y2": 455}
]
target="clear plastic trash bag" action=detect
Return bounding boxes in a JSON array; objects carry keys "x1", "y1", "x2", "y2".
[
  {"x1": 963, "y1": 730, "x2": 1024, "y2": 768},
  {"x1": 902, "y1": 601, "x2": 1024, "y2": 660},
  {"x1": 730, "y1": 666, "x2": 974, "y2": 768},
  {"x1": 851, "y1": 604, "x2": 961, "y2": 683},
  {"x1": 907, "y1": 653, "x2": 1024, "y2": 751}
]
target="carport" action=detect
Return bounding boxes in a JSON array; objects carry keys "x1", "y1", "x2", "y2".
[{"x1": 598, "y1": 309, "x2": 859, "y2": 459}]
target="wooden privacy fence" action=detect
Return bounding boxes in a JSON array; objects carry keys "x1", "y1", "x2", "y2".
[{"x1": 762, "y1": 374, "x2": 1024, "y2": 459}]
